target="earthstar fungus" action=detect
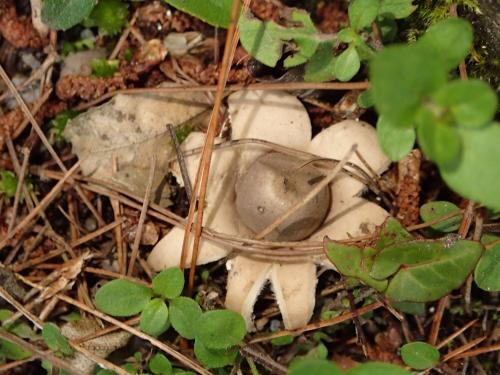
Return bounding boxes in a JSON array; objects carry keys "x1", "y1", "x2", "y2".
[{"x1": 147, "y1": 90, "x2": 390, "y2": 330}]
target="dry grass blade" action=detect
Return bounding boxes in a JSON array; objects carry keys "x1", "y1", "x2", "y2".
[
  {"x1": 437, "y1": 319, "x2": 478, "y2": 349},
  {"x1": 443, "y1": 336, "x2": 487, "y2": 362},
  {"x1": 70, "y1": 219, "x2": 124, "y2": 247}
]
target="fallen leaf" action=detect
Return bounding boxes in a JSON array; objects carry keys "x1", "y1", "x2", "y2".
[{"x1": 64, "y1": 90, "x2": 210, "y2": 205}]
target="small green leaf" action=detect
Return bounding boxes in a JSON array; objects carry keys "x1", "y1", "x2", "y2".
[
  {"x1": 10, "y1": 322, "x2": 39, "y2": 340},
  {"x1": 357, "y1": 90, "x2": 374, "y2": 108},
  {"x1": 42, "y1": 323, "x2": 73, "y2": 356},
  {"x1": 378, "y1": 0, "x2": 416, "y2": 19},
  {"x1": 334, "y1": 46, "x2": 360, "y2": 81},
  {"x1": 400, "y1": 341, "x2": 440, "y2": 370},
  {"x1": 324, "y1": 241, "x2": 388, "y2": 291},
  {"x1": 289, "y1": 359, "x2": 343, "y2": 375},
  {"x1": 271, "y1": 335, "x2": 294, "y2": 346},
  {"x1": 419, "y1": 18, "x2": 473, "y2": 71},
  {"x1": 152, "y1": 267, "x2": 184, "y2": 299},
  {"x1": 440, "y1": 123, "x2": 500, "y2": 210},
  {"x1": 337, "y1": 28, "x2": 358, "y2": 43},
  {"x1": 193, "y1": 340, "x2": 237, "y2": 369},
  {"x1": 50, "y1": 110, "x2": 78, "y2": 140},
  {"x1": 169, "y1": 297, "x2": 202, "y2": 340},
  {"x1": 370, "y1": 43, "x2": 447, "y2": 125},
  {"x1": 164, "y1": 0, "x2": 231, "y2": 28},
  {"x1": 91, "y1": 59, "x2": 120, "y2": 77},
  {"x1": 420, "y1": 201, "x2": 462, "y2": 232},
  {"x1": 377, "y1": 116, "x2": 415, "y2": 161},
  {"x1": 0, "y1": 310, "x2": 13, "y2": 322},
  {"x1": 349, "y1": 0, "x2": 380, "y2": 31},
  {"x1": 0, "y1": 171, "x2": 18, "y2": 199},
  {"x1": 416, "y1": 110, "x2": 462, "y2": 169},
  {"x1": 474, "y1": 241, "x2": 500, "y2": 292},
  {"x1": 0, "y1": 340, "x2": 32, "y2": 360},
  {"x1": 85, "y1": 0, "x2": 128, "y2": 35},
  {"x1": 392, "y1": 302, "x2": 426, "y2": 315},
  {"x1": 140, "y1": 299, "x2": 170, "y2": 337},
  {"x1": 95, "y1": 279, "x2": 153, "y2": 317},
  {"x1": 304, "y1": 41, "x2": 336, "y2": 82},
  {"x1": 381, "y1": 240, "x2": 483, "y2": 302},
  {"x1": 42, "y1": 0, "x2": 98, "y2": 30},
  {"x1": 376, "y1": 217, "x2": 414, "y2": 250},
  {"x1": 433, "y1": 80, "x2": 498, "y2": 128},
  {"x1": 149, "y1": 353, "x2": 173, "y2": 375},
  {"x1": 195, "y1": 310, "x2": 246, "y2": 350},
  {"x1": 346, "y1": 362, "x2": 410, "y2": 375}
]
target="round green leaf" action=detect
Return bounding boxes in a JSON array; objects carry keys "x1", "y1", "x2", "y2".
[
  {"x1": 42, "y1": 323, "x2": 73, "y2": 356},
  {"x1": 440, "y1": 123, "x2": 500, "y2": 210},
  {"x1": 193, "y1": 340, "x2": 237, "y2": 369},
  {"x1": 334, "y1": 46, "x2": 360, "y2": 81},
  {"x1": 304, "y1": 41, "x2": 336, "y2": 82},
  {"x1": 271, "y1": 335, "x2": 294, "y2": 346},
  {"x1": 349, "y1": 0, "x2": 380, "y2": 31},
  {"x1": 400, "y1": 341, "x2": 440, "y2": 370},
  {"x1": 419, "y1": 18, "x2": 473, "y2": 71},
  {"x1": 195, "y1": 310, "x2": 246, "y2": 349},
  {"x1": 42, "y1": 0, "x2": 98, "y2": 30},
  {"x1": 378, "y1": 0, "x2": 416, "y2": 19},
  {"x1": 434, "y1": 80, "x2": 498, "y2": 128},
  {"x1": 169, "y1": 297, "x2": 202, "y2": 340},
  {"x1": 149, "y1": 353, "x2": 172, "y2": 375},
  {"x1": 140, "y1": 299, "x2": 170, "y2": 337},
  {"x1": 0, "y1": 340, "x2": 32, "y2": 360},
  {"x1": 420, "y1": 201, "x2": 462, "y2": 232},
  {"x1": 357, "y1": 90, "x2": 374, "y2": 108},
  {"x1": 377, "y1": 116, "x2": 415, "y2": 161},
  {"x1": 474, "y1": 241, "x2": 500, "y2": 292},
  {"x1": 95, "y1": 279, "x2": 153, "y2": 317},
  {"x1": 289, "y1": 359, "x2": 343, "y2": 375},
  {"x1": 152, "y1": 267, "x2": 185, "y2": 299},
  {"x1": 346, "y1": 362, "x2": 410, "y2": 375}
]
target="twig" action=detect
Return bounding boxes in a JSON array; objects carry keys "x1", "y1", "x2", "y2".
[
  {"x1": 428, "y1": 295, "x2": 449, "y2": 346},
  {"x1": 168, "y1": 123, "x2": 193, "y2": 199},
  {"x1": 437, "y1": 319, "x2": 478, "y2": 350},
  {"x1": 0, "y1": 161, "x2": 81, "y2": 250},
  {"x1": 443, "y1": 336, "x2": 487, "y2": 362},
  {"x1": 127, "y1": 156, "x2": 157, "y2": 276},
  {"x1": 451, "y1": 342, "x2": 500, "y2": 360},
  {"x1": 70, "y1": 219, "x2": 125, "y2": 248}
]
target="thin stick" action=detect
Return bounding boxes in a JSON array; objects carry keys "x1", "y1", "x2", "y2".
[
  {"x1": 168, "y1": 123, "x2": 193, "y2": 199},
  {"x1": 443, "y1": 336, "x2": 487, "y2": 362},
  {"x1": 437, "y1": 319, "x2": 477, "y2": 349},
  {"x1": 71, "y1": 219, "x2": 124, "y2": 248},
  {"x1": 255, "y1": 145, "x2": 356, "y2": 240},
  {"x1": 428, "y1": 295, "x2": 449, "y2": 346},
  {"x1": 0, "y1": 285, "x2": 43, "y2": 329},
  {"x1": 0, "y1": 161, "x2": 81, "y2": 250},
  {"x1": 452, "y1": 343, "x2": 500, "y2": 360},
  {"x1": 0, "y1": 63, "x2": 105, "y2": 226},
  {"x1": 127, "y1": 156, "x2": 157, "y2": 276}
]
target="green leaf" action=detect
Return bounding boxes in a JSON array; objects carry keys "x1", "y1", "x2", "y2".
[
  {"x1": 337, "y1": 28, "x2": 358, "y2": 43},
  {"x1": 0, "y1": 171, "x2": 18, "y2": 199},
  {"x1": 304, "y1": 41, "x2": 336, "y2": 82},
  {"x1": 239, "y1": 10, "x2": 320, "y2": 68},
  {"x1": 377, "y1": 116, "x2": 415, "y2": 161},
  {"x1": 42, "y1": 323, "x2": 73, "y2": 356},
  {"x1": 349, "y1": 0, "x2": 380, "y2": 31},
  {"x1": 152, "y1": 267, "x2": 184, "y2": 299},
  {"x1": 169, "y1": 297, "x2": 202, "y2": 340},
  {"x1": 370, "y1": 43, "x2": 447, "y2": 125},
  {"x1": 193, "y1": 340, "x2": 237, "y2": 369},
  {"x1": 419, "y1": 18, "x2": 473, "y2": 71},
  {"x1": 440, "y1": 123, "x2": 500, "y2": 210},
  {"x1": 420, "y1": 201, "x2": 462, "y2": 232},
  {"x1": 0, "y1": 310, "x2": 13, "y2": 322},
  {"x1": 346, "y1": 362, "x2": 410, "y2": 375},
  {"x1": 164, "y1": 0, "x2": 231, "y2": 28},
  {"x1": 140, "y1": 299, "x2": 170, "y2": 337},
  {"x1": 85, "y1": 0, "x2": 128, "y2": 35},
  {"x1": 334, "y1": 46, "x2": 360, "y2": 81},
  {"x1": 378, "y1": 0, "x2": 416, "y2": 19},
  {"x1": 324, "y1": 241, "x2": 388, "y2": 291},
  {"x1": 433, "y1": 80, "x2": 498, "y2": 128},
  {"x1": 271, "y1": 335, "x2": 294, "y2": 346},
  {"x1": 357, "y1": 90, "x2": 374, "y2": 108},
  {"x1": 416, "y1": 109, "x2": 462, "y2": 169},
  {"x1": 95, "y1": 279, "x2": 153, "y2": 317},
  {"x1": 375, "y1": 217, "x2": 414, "y2": 250},
  {"x1": 380, "y1": 240, "x2": 483, "y2": 302},
  {"x1": 50, "y1": 110, "x2": 78, "y2": 140},
  {"x1": 392, "y1": 301, "x2": 426, "y2": 315},
  {"x1": 149, "y1": 353, "x2": 172, "y2": 375},
  {"x1": 0, "y1": 340, "x2": 32, "y2": 360},
  {"x1": 400, "y1": 341, "x2": 440, "y2": 370},
  {"x1": 289, "y1": 359, "x2": 343, "y2": 375},
  {"x1": 91, "y1": 59, "x2": 120, "y2": 77},
  {"x1": 195, "y1": 310, "x2": 246, "y2": 350},
  {"x1": 474, "y1": 241, "x2": 500, "y2": 292},
  {"x1": 10, "y1": 322, "x2": 39, "y2": 340},
  {"x1": 42, "y1": 0, "x2": 98, "y2": 30},
  {"x1": 377, "y1": 15, "x2": 398, "y2": 42}
]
